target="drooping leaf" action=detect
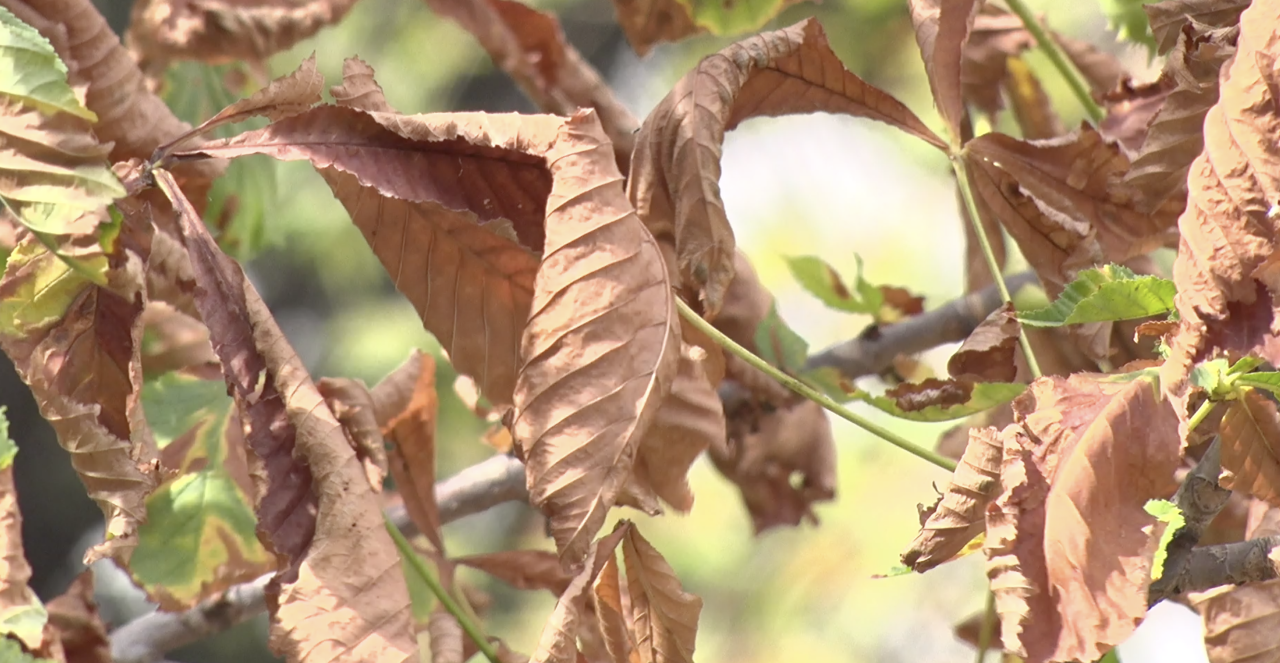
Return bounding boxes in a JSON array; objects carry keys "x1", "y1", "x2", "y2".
[
  {"x1": 533, "y1": 523, "x2": 630, "y2": 663},
  {"x1": 753, "y1": 302, "x2": 808, "y2": 375},
  {"x1": 1144, "y1": 499, "x2": 1184, "y2": 580},
  {"x1": 513, "y1": 111, "x2": 680, "y2": 570},
  {"x1": 948, "y1": 303, "x2": 1020, "y2": 383},
  {"x1": 127, "y1": 0, "x2": 359, "y2": 64},
  {"x1": 1219, "y1": 390, "x2": 1280, "y2": 508},
  {"x1": 371, "y1": 351, "x2": 443, "y2": 551},
  {"x1": 1145, "y1": 0, "x2": 1249, "y2": 54},
  {"x1": 1018, "y1": 264, "x2": 1176, "y2": 327},
  {"x1": 907, "y1": 0, "x2": 981, "y2": 144},
  {"x1": 987, "y1": 373, "x2": 1181, "y2": 663},
  {"x1": 620, "y1": 526, "x2": 702, "y2": 663},
  {"x1": 0, "y1": 6, "x2": 94, "y2": 120},
  {"x1": 177, "y1": 60, "x2": 557, "y2": 406},
  {"x1": 129, "y1": 371, "x2": 273, "y2": 609},
  {"x1": 155, "y1": 168, "x2": 417, "y2": 661},
  {"x1": 785, "y1": 254, "x2": 882, "y2": 315},
  {"x1": 630, "y1": 18, "x2": 947, "y2": 316},
  {"x1": 457, "y1": 550, "x2": 574, "y2": 596},
  {"x1": 859, "y1": 379, "x2": 1026, "y2": 422},
  {"x1": 902, "y1": 426, "x2": 1003, "y2": 572},
  {"x1": 1164, "y1": 0, "x2": 1280, "y2": 392},
  {"x1": 0, "y1": 406, "x2": 45, "y2": 652}
]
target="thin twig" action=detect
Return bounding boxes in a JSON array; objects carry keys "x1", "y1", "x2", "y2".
[
  {"x1": 678, "y1": 299, "x2": 958, "y2": 471},
  {"x1": 108, "y1": 454, "x2": 529, "y2": 663},
  {"x1": 1002, "y1": 0, "x2": 1106, "y2": 122},
  {"x1": 1149, "y1": 439, "x2": 1234, "y2": 604}
]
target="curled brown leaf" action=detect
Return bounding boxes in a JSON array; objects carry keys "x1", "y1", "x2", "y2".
[
  {"x1": 127, "y1": 0, "x2": 359, "y2": 64},
  {"x1": 902, "y1": 426, "x2": 1002, "y2": 572},
  {"x1": 948, "y1": 302, "x2": 1020, "y2": 383}
]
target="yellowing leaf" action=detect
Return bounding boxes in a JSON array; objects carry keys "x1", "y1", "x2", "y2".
[
  {"x1": 513, "y1": 111, "x2": 679, "y2": 569},
  {"x1": 629, "y1": 18, "x2": 947, "y2": 316},
  {"x1": 0, "y1": 6, "x2": 94, "y2": 120}
]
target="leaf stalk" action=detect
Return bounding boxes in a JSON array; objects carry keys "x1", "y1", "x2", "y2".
[
  {"x1": 385, "y1": 519, "x2": 501, "y2": 663},
  {"x1": 950, "y1": 155, "x2": 1043, "y2": 379},
  {"x1": 676, "y1": 299, "x2": 957, "y2": 472},
  {"x1": 1001, "y1": 0, "x2": 1105, "y2": 123}
]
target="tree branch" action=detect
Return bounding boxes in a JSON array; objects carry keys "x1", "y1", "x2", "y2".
[{"x1": 108, "y1": 454, "x2": 529, "y2": 663}]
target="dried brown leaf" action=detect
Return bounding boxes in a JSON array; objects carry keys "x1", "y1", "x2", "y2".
[
  {"x1": 1219, "y1": 390, "x2": 1280, "y2": 507},
  {"x1": 713, "y1": 399, "x2": 836, "y2": 532},
  {"x1": 127, "y1": 0, "x2": 359, "y2": 64},
  {"x1": 138, "y1": 302, "x2": 218, "y2": 376},
  {"x1": 609, "y1": 0, "x2": 700, "y2": 57},
  {"x1": 316, "y1": 376, "x2": 388, "y2": 493},
  {"x1": 593, "y1": 551, "x2": 638, "y2": 663},
  {"x1": 948, "y1": 303, "x2": 1020, "y2": 383},
  {"x1": 156, "y1": 168, "x2": 416, "y2": 662},
  {"x1": 1146, "y1": 0, "x2": 1249, "y2": 54},
  {"x1": 0, "y1": 446, "x2": 42, "y2": 652},
  {"x1": 180, "y1": 64, "x2": 561, "y2": 405},
  {"x1": 1124, "y1": 24, "x2": 1238, "y2": 214},
  {"x1": 902, "y1": 426, "x2": 1002, "y2": 572},
  {"x1": 1005, "y1": 57, "x2": 1064, "y2": 140},
  {"x1": 513, "y1": 111, "x2": 679, "y2": 569},
  {"x1": 372, "y1": 351, "x2": 444, "y2": 551},
  {"x1": 428, "y1": 606, "x2": 465, "y2": 663},
  {"x1": 183, "y1": 54, "x2": 326, "y2": 141},
  {"x1": 908, "y1": 0, "x2": 981, "y2": 143},
  {"x1": 620, "y1": 527, "x2": 702, "y2": 663},
  {"x1": 457, "y1": 550, "x2": 574, "y2": 596},
  {"x1": 44, "y1": 572, "x2": 110, "y2": 663},
  {"x1": 1053, "y1": 33, "x2": 1126, "y2": 97},
  {"x1": 1100, "y1": 80, "x2": 1172, "y2": 154},
  {"x1": 0, "y1": 223, "x2": 161, "y2": 565},
  {"x1": 886, "y1": 378, "x2": 975, "y2": 411},
  {"x1": 1165, "y1": 0, "x2": 1280, "y2": 393},
  {"x1": 630, "y1": 18, "x2": 947, "y2": 316},
  {"x1": 533, "y1": 523, "x2": 631, "y2": 663},
  {"x1": 987, "y1": 374, "x2": 1181, "y2": 663}
]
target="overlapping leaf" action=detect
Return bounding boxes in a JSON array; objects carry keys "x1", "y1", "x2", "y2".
[
  {"x1": 457, "y1": 550, "x2": 574, "y2": 596},
  {"x1": 1166, "y1": 0, "x2": 1280, "y2": 392},
  {"x1": 1018, "y1": 264, "x2": 1176, "y2": 327},
  {"x1": 948, "y1": 303, "x2": 1020, "y2": 383},
  {"x1": 532, "y1": 522, "x2": 629, "y2": 663},
  {"x1": 129, "y1": 370, "x2": 273, "y2": 609},
  {"x1": 1189, "y1": 501, "x2": 1280, "y2": 663},
  {"x1": 612, "y1": 0, "x2": 808, "y2": 56},
  {"x1": 1219, "y1": 390, "x2": 1280, "y2": 508},
  {"x1": 618, "y1": 526, "x2": 702, "y2": 663},
  {"x1": 0, "y1": 7, "x2": 93, "y2": 120},
  {"x1": 156, "y1": 168, "x2": 416, "y2": 662},
  {"x1": 1145, "y1": 0, "x2": 1249, "y2": 54},
  {"x1": 908, "y1": 0, "x2": 980, "y2": 144},
  {"x1": 512, "y1": 110, "x2": 679, "y2": 569},
  {"x1": 902, "y1": 426, "x2": 1003, "y2": 572},
  {"x1": 177, "y1": 59, "x2": 555, "y2": 406},
  {"x1": 127, "y1": 0, "x2": 359, "y2": 64},
  {"x1": 372, "y1": 351, "x2": 444, "y2": 551},
  {"x1": 987, "y1": 373, "x2": 1180, "y2": 663},
  {"x1": 629, "y1": 18, "x2": 946, "y2": 317}
]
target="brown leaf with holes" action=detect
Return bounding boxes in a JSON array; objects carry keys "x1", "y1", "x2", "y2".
[
  {"x1": 630, "y1": 19, "x2": 946, "y2": 317},
  {"x1": 1165, "y1": 0, "x2": 1280, "y2": 395},
  {"x1": 458, "y1": 550, "x2": 574, "y2": 596},
  {"x1": 127, "y1": 0, "x2": 358, "y2": 65},
  {"x1": 901, "y1": 426, "x2": 1002, "y2": 572},
  {"x1": 987, "y1": 374, "x2": 1180, "y2": 663},
  {"x1": 513, "y1": 111, "x2": 679, "y2": 570},
  {"x1": 1189, "y1": 500, "x2": 1280, "y2": 663},
  {"x1": 0, "y1": 217, "x2": 161, "y2": 565},
  {"x1": 908, "y1": 0, "x2": 980, "y2": 142},
  {"x1": 1146, "y1": 0, "x2": 1249, "y2": 54},
  {"x1": 155, "y1": 168, "x2": 416, "y2": 662},
  {"x1": 176, "y1": 60, "x2": 559, "y2": 406},
  {"x1": 533, "y1": 523, "x2": 631, "y2": 663},
  {"x1": 1124, "y1": 24, "x2": 1238, "y2": 214},
  {"x1": 422, "y1": 0, "x2": 638, "y2": 164},
  {"x1": 1219, "y1": 390, "x2": 1280, "y2": 508},
  {"x1": 963, "y1": 126, "x2": 1176, "y2": 297},
  {"x1": 948, "y1": 303, "x2": 1020, "y2": 383},
  {"x1": 370, "y1": 351, "x2": 444, "y2": 551},
  {"x1": 712, "y1": 398, "x2": 836, "y2": 533},
  {"x1": 620, "y1": 526, "x2": 702, "y2": 663}
]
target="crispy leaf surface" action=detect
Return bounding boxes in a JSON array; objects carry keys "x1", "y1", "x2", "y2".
[
  {"x1": 1189, "y1": 501, "x2": 1280, "y2": 663},
  {"x1": 513, "y1": 111, "x2": 679, "y2": 569},
  {"x1": 620, "y1": 527, "x2": 702, "y2": 663},
  {"x1": 902, "y1": 426, "x2": 1002, "y2": 572},
  {"x1": 127, "y1": 0, "x2": 359, "y2": 63},
  {"x1": 1165, "y1": 0, "x2": 1280, "y2": 391},
  {"x1": 629, "y1": 18, "x2": 946, "y2": 316},
  {"x1": 533, "y1": 523, "x2": 630, "y2": 663}
]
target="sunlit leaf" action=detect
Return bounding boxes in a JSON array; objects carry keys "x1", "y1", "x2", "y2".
[
  {"x1": 1237, "y1": 372, "x2": 1280, "y2": 396},
  {"x1": 785, "y1": 254, "x2": 881, "y2": 315},
  {"x1": 0, "y1": 6, "x2": 94, "y2": 120},
  {"x1": 1144, "y1": 499, "x2": 1184, "y2": 581},
  {"x1": 1018, "y1": 265, "x2": 1175, "y2": 327}
]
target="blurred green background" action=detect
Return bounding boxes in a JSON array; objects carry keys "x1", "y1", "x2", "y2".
[{"x1": 4, "y1": 0, "x2": 1162, "y2": 661}]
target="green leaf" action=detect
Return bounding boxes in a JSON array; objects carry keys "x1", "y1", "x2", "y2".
[
  {"x1": 162, "y1": 61, "x2": 276, "y2": 260},
  {"x1": 0, "y1": 638, "x2": 55, "y2": 663},
  {"x1": 0, "y1": 7, "x2": 95, "y2": 120},
  {"x1": 753, "y1": 302, "x2": 808, "y2": 373},
  {"x1": 1144, "y1": 499, "x2": 1184, "y2": 581},
  {"x1": 0, "y1": 238, "x2": 94, "y2": 336},
  {"x1": 129, "y1": 372, "x2": 272, "y2": 605},
  {"x1": 1018, "y1": 265, "x2": 1175, "y2": 327},
  {"x1": 1236, "y1": 372, "x2": 1280, "y2": 397},
  {"x1": 785, "y1": 254, "x2": 881, "y2": 315},
  {"x1": 0, "y1": 406, "x2": 12, "y2": 469},
  {"x1": 859, "y1": 381, "x2": 1026, "y2": 422},
  {"x1": 1097, "y1": 0, "x2": 1157, "y2": 52}
]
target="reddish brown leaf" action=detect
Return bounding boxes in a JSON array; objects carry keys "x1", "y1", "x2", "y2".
[
  {"x1": 987, "y1": 374, "x2": 1181, "y2": 663},
  {"x1": 138, "y1": 302, "x2": 218, "y2": 376},
  {"x1": 887, "y1": 378, "x2": 974, "y2": 412},
  {"x1": 156, "y1": 169, "x2": 416, "y2": 662},
  {"x1": 629, "y1": 18, "x2": 947, "y2": 316},
  {"x1": 1165, "y1": 0, "x2": 1280, "y2": 393},
  {"x1": 1124, "y1": 24, "x2": 1238, "y2": 214},
  {"x1": 1219, "y1": 390, "x2": 1280, "y2": 507},
  {"x1": 609, "y1": 0, "x2": 701, "y2": 57},
  {"x1": 620, "y1": 527, "x2": 702, "y2": 663},
  {"x1": 127, "y1": 0, "x2": 359, "y2": 64},
  {"x1": 513, "y1": 111, "x2": 679, "y2": 570},
  {"x1": 1146, "y1": 0, "x2": 1249, "y2": 54},
  {"x1": 1100, "y1": 80, "x2": 1172, "y2": 153},
  {"x1": 370, "y1": 351, "x2": 444, "y2": 551},
  {"x1": 908, "y1": 0, "x2": 981, "y2": 143},
  {"x1": 458, "y1": 550, "x2": 574, "y2": 596},
  {"x1": 948, "y1": 303, "x2": 1020, "y2": 383},
  {"x1": 176, "y1": 54, "x2": 326, "y2": 146},
  {"x1": 901, "y1": 426, "x2": 1002, "y2": 572}
]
